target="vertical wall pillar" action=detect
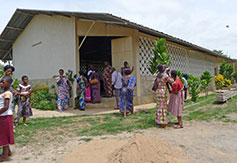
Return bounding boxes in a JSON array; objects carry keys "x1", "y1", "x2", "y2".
[
  {"x1": 72, "y1": 17, "x2": 79, "y2": 108},
  {"x1": 132, "y1": 30, "x2": 141, "y2": 104}
]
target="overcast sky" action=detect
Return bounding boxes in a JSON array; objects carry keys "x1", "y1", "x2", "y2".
[{"x1": 0, "y1": 0, "x2": 236, "y2": 58}]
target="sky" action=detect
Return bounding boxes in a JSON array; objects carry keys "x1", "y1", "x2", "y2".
[{"x1": 0, "y1": 0, "x2": 236, "y2": 58}]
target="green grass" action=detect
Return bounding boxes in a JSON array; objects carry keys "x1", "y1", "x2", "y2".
[{"x1": 14, "y1": 93, "x2": 237, "y2": 147}]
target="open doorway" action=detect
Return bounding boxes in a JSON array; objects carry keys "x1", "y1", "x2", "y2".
[{"x1": 79, "y1": 36, "x2": 121, "y2": 96}]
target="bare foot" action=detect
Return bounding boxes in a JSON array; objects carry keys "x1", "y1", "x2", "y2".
[
  {"x1": 174, "y1": 125, "x2": 183, "y2": 129},
  {"x1": 0, "y1": 156, "x2": 10, "y2": 162},
  {"x1": 23, "y1": 123, "x2": 28, "y2": 127}
]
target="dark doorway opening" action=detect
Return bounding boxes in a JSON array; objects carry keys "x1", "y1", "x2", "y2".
[{"x1": 79, "y1": 36, "x2": 120, "y2": 96}]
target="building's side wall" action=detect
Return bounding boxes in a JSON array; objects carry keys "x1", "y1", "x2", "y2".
[
  {"x1": 13, "y1": 14, "x2": 76, "y2": 80},
  {"x1": 138, "y1": 32, "x2": 222, "y2": 102}
]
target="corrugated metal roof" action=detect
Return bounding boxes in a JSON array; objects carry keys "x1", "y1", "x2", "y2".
[{"x1": 0, "y1": 8, "x2": 234, "y2": 61}]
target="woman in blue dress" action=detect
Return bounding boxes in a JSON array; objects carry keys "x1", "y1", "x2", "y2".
[
  {"x1": 77, "y1": 71, "x2": 86, "y2": 110},
  {"x1": 120, "y1": 70, "x2": 136, "y2": 118}
]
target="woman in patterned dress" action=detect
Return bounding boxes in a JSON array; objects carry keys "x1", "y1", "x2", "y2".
[
  {"x1": 90, "y1": 69, "x2": 101, "y2": 103},
  {"x1": 152, "y1": 65, "x2": 173, "y2": 127},
  {"x1": 168, "y1": 70, "x2": 184, "y2": 129},
  {"x1": 77, "y1": 71, "x2": 86, "y2": 110},
  {"x1": 16, "y1": 75, "x2": 32, "y2": 126},
  {"x1": 56, "y1": 69, "x2": 71, "y2": 112},
  {"x1": 120, "y1": 70, "x2": 136, "y2": 118}
]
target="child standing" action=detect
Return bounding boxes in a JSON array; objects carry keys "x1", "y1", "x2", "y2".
[
  {"x1": 16, "y1": 76, "x2": 32, "y2": 126},
  {"x1": 0, "y1": 76, "x2": 14, "y2": 162}
]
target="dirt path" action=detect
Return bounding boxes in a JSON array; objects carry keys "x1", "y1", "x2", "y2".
[
  {"x1": 31, "y1": 103, "x2": 156, "y2": 118},
  {"x1": 10, "y1": 121, "x2": 237, "y2": 163}
]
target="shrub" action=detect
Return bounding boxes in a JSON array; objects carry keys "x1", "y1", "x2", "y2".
[
  {"x1": 214, "y1": 74, "x2": 225, "y2": 89},
  {"x1": 223, "y1": 78, "x2": 232, "y2": 87},
  {"x1": 214, "y1": 74, "x2": 232, "y2": 90},
  {"x1": 200, "y1": 71, "x2": 212, "y2": 97},
  {"x1": 233, "y1": 72, "x2": 237, "y2": 83},
  {"x1": 219, "y1": 61, "x2": 234, "y2": 80},
  {"x1": 177, "y1": 70, "x2": 184, "y2": 84},
  {"x1": 31, "y1": 88, "x2": 57, "y2": 110},
  {"x1": 187, "y1": 74, "x2": 200, "y2": 102}
]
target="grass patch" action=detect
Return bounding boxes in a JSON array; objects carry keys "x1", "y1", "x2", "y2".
[
  {"x1": 80, "y1": 138, "x2": 93, "y2": 142},
  {"x1": 15, "y1": 93, "x2": 237, "y2": 147}
]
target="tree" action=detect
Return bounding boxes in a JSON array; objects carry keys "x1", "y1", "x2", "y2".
[
  {"x1": 219, "y1": 61, "x2": 233, "y2": 80},
  {"x1": 148, "y1": 38, "x2": 172, "y2": 74},
  {"x1": 187, "y1": 74, "x2": 200, "y2": 102},
  {"x1": 213, "y1": 49, "x2": 230, "y2": 58},
  {"x1": 200, "y1": 71, "x2": 212, "y2": 97}
]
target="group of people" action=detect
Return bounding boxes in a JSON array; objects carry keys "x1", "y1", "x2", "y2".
[
  {"x1": 0, "y1": 65, "x2": 33, "y2": 162},
  {"x1": 55, "y1": 61, "x2": 136, "y2": 118},
  {"x1": 153, "y1": 64, "x2": 185, "y2": 129}
]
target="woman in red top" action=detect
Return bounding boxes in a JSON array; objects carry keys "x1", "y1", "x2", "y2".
[{"x1": 168, "y1": 70, "x2": 184, "y2": 129}]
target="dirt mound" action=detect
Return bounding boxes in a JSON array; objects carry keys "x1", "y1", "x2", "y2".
[
  {"x1": 108, "y1": 134, "x2": 186, "y2": 163},
  {"x1": 61, "y1": 133, "x2": 187, "y2": 163}
]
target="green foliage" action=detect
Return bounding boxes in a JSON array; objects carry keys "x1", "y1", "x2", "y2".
[
  {"x1": 200, "y1": 71, "x2": 212, "y2": 97},
  {"x1": 148, "y1": 38, "x2": 172, "y2": 74},
  {"x1": 213, "y1": 49, "x2": 230, "y2": 58},
  {"x1": 0, "y1": 73, "x2": 20, "y2": 90},
  {"x1": 219, "y1": 61, "x2": 234, "y2": 80},
  {"x1": 214, "y1": 74, "x2": 225, "y2": 90},
  {"x1": 233, "y1": 72, "x2": 237, "y2": 82},
  {"x1": 65, "y1": 70, "x2": 77, "y2": 84},
  {"x1": 187, "y1": 74, "x2": 200, "y2": 102},
  {"x1": 223, "y1": 78, "x2": 232, "y2": 87},
  {"x1": 177, "y1": 70, "x2": 184, "y2": 84},
  {"x1": 31, "y1": 88, "x2": 57, "y2": 110}
]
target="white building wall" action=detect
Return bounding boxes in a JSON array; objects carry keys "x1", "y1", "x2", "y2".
[{"x1": 13, "y1": 14, "x2": 76, "y2": 80}]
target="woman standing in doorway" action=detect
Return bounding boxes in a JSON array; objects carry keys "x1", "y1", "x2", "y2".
[{"x1": 90, "y1": 69, "x2": 101, "y2": 103}]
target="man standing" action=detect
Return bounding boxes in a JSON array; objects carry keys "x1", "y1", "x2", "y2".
[
  {"x1": 112, "y1": 67, "x2": 122, "y2": 110},
  {"x1": 121, "y1": 61, "x2": 134, "y2": 76},
  {"x1": 102, "y1": 61, "x2": 113, "y2": 97}
]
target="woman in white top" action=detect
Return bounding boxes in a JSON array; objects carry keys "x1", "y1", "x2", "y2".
[{"x1": 0, "y1": 76, "x2": 14, "y2": 162}]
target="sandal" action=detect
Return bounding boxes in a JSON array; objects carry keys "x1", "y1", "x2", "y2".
[
  {"x1": 174, "y1": 125, "x2": 183, "y2": 129},
  {"x1": 0, "y1": 156, "x2": 10, "y2": 162}
]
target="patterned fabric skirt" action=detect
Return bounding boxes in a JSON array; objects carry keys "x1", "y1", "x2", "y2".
[
  {"x1": 79, "y1": 88, "x2": 86, "y2": 109},
  {"x1": 85, "y1": 86, "x2": 91, "y2": 102},
  {"x1": 168, "y1": 90, "x2": 184, "y2": 117},
  {"x1": 91, "y1": 83, "x2": 101, "y2": 103},
  {"x1": 120, "y1": 88, "x2": 133, "y2": 113},
  {"x1": 57, "y1": 92, "x2": 70, "y2": 111},
  {"x1": 17, "y1": 97, "x2": 33, "y2": 117},
  {"x1": 104, "y1": 81, "x2": 113, "y2": 97},
  {"x1": 0, "y1": 115, "x2": 15, "y2": 146},
  {"x1": 155, "y1": 89, "x2": 168, "y2": 125}
]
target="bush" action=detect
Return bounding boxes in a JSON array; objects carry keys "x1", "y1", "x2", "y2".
[
  {"x1": 214, "y1": 74, "x2": 231, "y2": 89},
  {"x1": 187, "y1": 74, "x2": 200, "y2": 102},
  {"x1": 200, "y1": 71, "x2": 212, "y2": 97},
  {"x1": 177, "y1": 70, "x2": 184, "y2": 84},
  {"x1": 31, "y1": 88, "x2": 57, "y2": 110},
  {"x1": 219, "y1": 61, "x2": 234, "y2": 80},
  {"x1": 233, "y1": 72, "x2": 237, "y2": 83},
  {"x1": 214, "y1": 74, "x2": 225, "y2": 90}
]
